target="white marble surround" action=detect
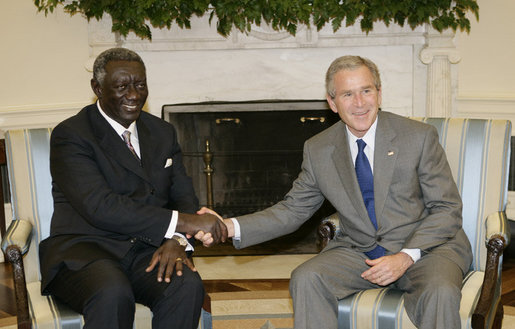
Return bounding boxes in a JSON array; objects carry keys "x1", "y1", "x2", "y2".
[
  {"x1": 0, "y1": 15, "x2": 462, "y2": 130},
  {"x1": 88, "y1": 15, "x2": 458, "y2": 120}
]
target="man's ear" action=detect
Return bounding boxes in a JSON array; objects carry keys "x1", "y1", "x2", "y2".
[
  {"x1": 326, "y1": 94, "x2": 338, "y2": 114},
  {"x1": 91, "y1": 79, "x2": 102, "y2": 99}
]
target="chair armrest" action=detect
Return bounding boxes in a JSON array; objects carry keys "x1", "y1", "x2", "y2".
[
  {"x1": 1, "y1": 219, "x2": 33, "y2": 256},
  {"x1": 472, "y1": 211, "x2": 508, "y2": 329},
  {"x1": 484, "y1": 210, "x2": 510, "y2": 245},
  {"x1": 1, "y1": 219, "x2": 33, "y2": 329},
  {"x1": 317, "y1": 213, "x2": 340, "y2": 250}
]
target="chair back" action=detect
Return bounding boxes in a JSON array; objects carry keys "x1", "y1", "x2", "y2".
[
  {"x1": 410, "y1": 118, "x2": 511, "y2": 271},
  {"x1": 3, "y1": 119, "x2": 512, "y2": 281},
  {"x1": 5, "y1": 128, "x2": 53, "y2": 283}
]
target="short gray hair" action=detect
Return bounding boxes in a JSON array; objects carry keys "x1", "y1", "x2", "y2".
[
  {"x1": 325, "y1": 56, "x2": 381, "y2": 98},
  {"x1": 93, "y1": 48, "x2": 145, "y2": 86}
]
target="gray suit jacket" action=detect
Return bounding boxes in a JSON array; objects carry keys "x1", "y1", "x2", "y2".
[{"x1": 235, "y1": 111, "x2": 472, "y2": 273}]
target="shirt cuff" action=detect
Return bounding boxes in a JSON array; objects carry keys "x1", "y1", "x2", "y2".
[
  {"x1": 231, "y1": 218, "x2": 241, "y2": 240},
  {"x1": 400, "y1": 248, "x2": 421, "y2": 263},
  {"x1": 164, "y1": 210, "x2": 178, "y2": 239},
  {"x1": 173, "y1": 232, "x2": 194, "y2": 251}
]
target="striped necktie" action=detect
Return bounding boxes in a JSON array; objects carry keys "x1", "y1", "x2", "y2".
[{"x1": 122, "y1": 130, "x2": 140, "y2": 162}]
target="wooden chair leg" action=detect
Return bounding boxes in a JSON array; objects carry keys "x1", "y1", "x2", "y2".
[
  {"x1": 5, "y1": 246, "x2": 31, "y2": 329},
  {"x1": 492, "y1": 302, "x2": 504, "y2": 329},
  {"x1": 0, "y1": 139, "x2": 6, "y2": 238}
]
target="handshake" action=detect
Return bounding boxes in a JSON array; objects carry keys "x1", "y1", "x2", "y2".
[{"x1": 176, "y1": 207, "x2": 234, "y2": 247}]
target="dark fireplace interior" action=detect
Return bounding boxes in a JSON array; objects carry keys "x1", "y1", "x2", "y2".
[{"x1": 162, "y1": 100, "x2": 340, "y2": 256}]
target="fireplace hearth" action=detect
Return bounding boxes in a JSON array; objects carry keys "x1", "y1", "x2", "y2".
[{"x1": 162, "y1": 100, "x2": 339, "y2": 256}]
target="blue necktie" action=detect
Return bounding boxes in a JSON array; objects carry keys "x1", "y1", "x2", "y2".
[{"x1": 355, "y1": 139, "x2": 385, "y2": 259}]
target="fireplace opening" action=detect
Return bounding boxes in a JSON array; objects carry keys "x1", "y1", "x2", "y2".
[{"x1": 162, "y1": 100, "x2": 340, "y2": 256}]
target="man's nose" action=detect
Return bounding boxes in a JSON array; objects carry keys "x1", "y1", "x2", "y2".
[
  {"x1": 353, "y1": 93, "x2": 363, "y2": 106},
  {"x1": 126, "y1": 84, "x2": 139, "y2": 99}
]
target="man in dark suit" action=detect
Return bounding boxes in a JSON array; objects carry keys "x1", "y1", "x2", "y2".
[
  {"x1": 201, "y1": 56, "x2": 472, "y2": 328},
  {"x1": 39, "y1": 48, "x2": 227, "y2": 329}
]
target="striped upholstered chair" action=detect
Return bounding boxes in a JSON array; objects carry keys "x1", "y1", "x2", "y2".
[
  {"x1": 1, "y1": 129, "x2": 170, "y2": 328},
  {"x1": 319, "y1": 118, "x2": 511, "y2": 329}
]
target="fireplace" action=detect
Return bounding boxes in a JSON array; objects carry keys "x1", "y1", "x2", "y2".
[{"x1": 162, "y1": 100, "x2": 339, "y2": 256}]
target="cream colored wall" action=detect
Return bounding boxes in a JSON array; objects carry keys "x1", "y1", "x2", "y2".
[
  {"x1": 455, "y1": 0, "x2": 515, "y2": 98},
  {"x1": 454, "y1": 0, "x2": 515, "y2": 119},
  {"x1": 0, "y1": 0, "x2": 92, "y2": 113},
  {"x1": 0, "y1": 0, "x2": 512, "y2": 115}
]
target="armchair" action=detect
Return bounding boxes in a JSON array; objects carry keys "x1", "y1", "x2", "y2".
[
  {"x1": 318, "y1": 118, "x2": 511, "y2": 329},
  {"x1": 1, "y1": 129, "x2": 154, "y2": 328}
]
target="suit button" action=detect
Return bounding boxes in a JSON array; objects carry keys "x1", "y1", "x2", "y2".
[
  {"x1": 130, "y1": 238, "x2": 136, "y2": 243},
  {"x1": 150, "y1": 189, "x2": 155, "y2": 195},
  {"x1": 350, "y1": 245, "x2": 356, "y2": 249},
  {"x1": 376, "y1": 236, "x2": 382, "y2": 242}
]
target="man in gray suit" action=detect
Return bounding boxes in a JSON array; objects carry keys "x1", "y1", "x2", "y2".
[{"x1": 201, "y1": 55, "x2": 472, "y2": 329}]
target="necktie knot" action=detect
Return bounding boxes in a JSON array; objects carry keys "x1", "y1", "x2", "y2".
[
  {"x1": 122, "y1": 130, "x2": 140, "y2": 162},
  {"x1": 122, "y1": 130, "x2": 131, "y2": 143},
  {"x1": 357, "y1": 139, "x2": 366, "y2": 153}
]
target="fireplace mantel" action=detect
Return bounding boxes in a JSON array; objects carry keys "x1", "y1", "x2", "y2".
[
  {"x1": 83, "y1": 15, "x2": 458, "y2": 122},
  {"x1": 0, "y1": 15, "x2": 460, "y2": 132}
]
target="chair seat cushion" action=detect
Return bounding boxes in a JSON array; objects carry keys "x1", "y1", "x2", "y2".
[
  {"x1": 337, "y1": 270, "x2": 485, "y2": 329},
  {"x1": 26, "y1": 281, "x2": 153, "y2": 329}
]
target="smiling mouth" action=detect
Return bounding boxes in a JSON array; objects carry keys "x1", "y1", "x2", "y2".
[
  {"x1": 353, "y1": 110, "x2": 369, "y2": 116},
  {"x1": 122, "y1": 104, "x2": 140, "y2": 112}
]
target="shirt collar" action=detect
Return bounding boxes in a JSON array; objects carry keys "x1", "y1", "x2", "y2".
[{"x1": 345, "y1": 115, "x2": 378, "y2": 151}]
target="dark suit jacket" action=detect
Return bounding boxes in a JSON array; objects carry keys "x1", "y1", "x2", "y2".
[
  {"x1": 235, "y1": 111, "x2": 472, "y2": 274},
  {"x1": 39, "y1": 104, "x2": 199, "y2": 292}
]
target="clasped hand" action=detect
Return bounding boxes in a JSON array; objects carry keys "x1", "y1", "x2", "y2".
[
  {"x1": 194, "y1": 207, "x2": 233, "y2": 247},
  {"x1": 146, "y1": 206, "x2": 228, "y2": 282},
  {"x1": 146, "y1": 207, "x2": 228, "y2": 282},
  {"x1": 176, "y1": 209, "x2": 228, "y2": 247}
]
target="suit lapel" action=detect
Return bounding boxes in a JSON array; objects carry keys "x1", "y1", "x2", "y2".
[
  {"x1": 137, "y1": 118, "x2": 158, "y2": 177},
  {"x1": 88, "y1": 105, "x2": 151, "y2": 183},
  {"x1": 331, "y1": 124, "x2": 371, "y2": 223},
  {"x1": 373, "y1": 112, "x2": 398, "y2": 227}
]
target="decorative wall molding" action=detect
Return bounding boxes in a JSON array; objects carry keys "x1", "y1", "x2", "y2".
[
  {"x1": 0, "y1": 105, "x2": 81, "y2": 132},
  {"x1": 456, "y1": 95, "x2": 515, "y2": 133},
  {"x1": 457, "y1": 95, "x2": 515, "y2": 115}
]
